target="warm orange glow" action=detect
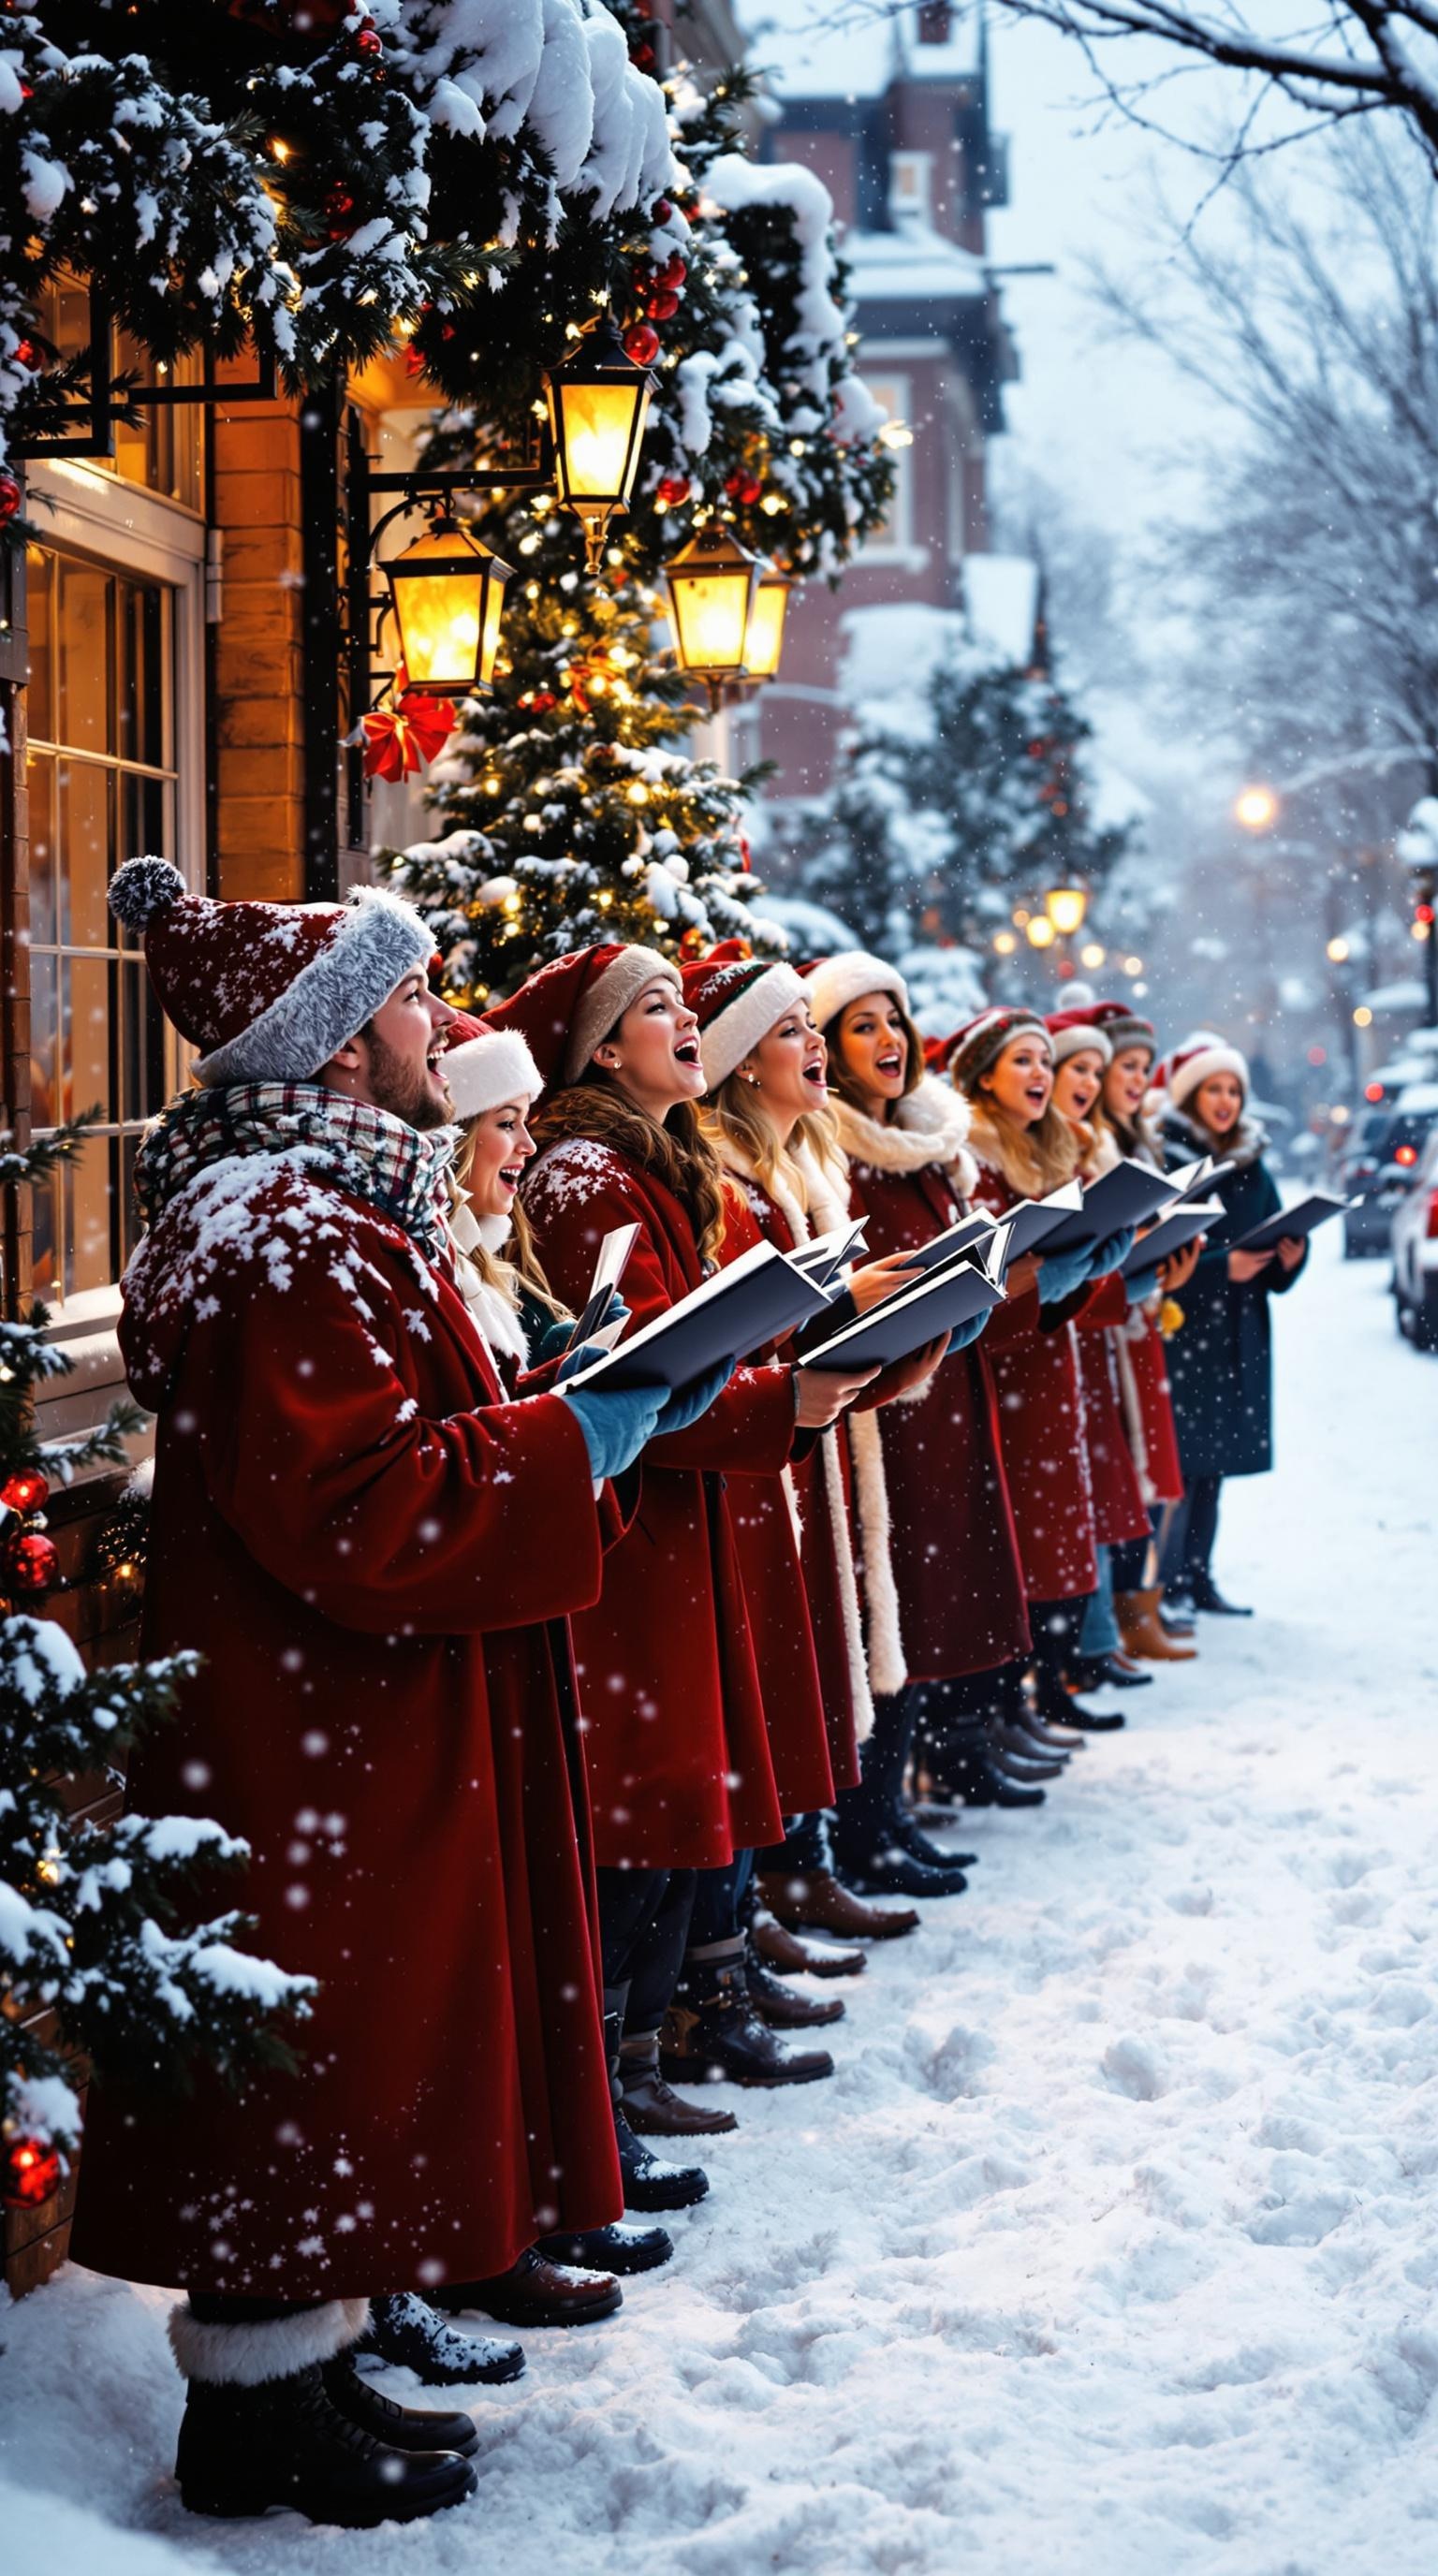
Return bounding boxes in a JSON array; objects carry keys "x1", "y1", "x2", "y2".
[
  {"x1": 385, "y1": 521, "x2": 513, "y2": 697},
  {"x1": 741, "y1": 567, "x2": 791, "y2": 682},
  {"x1": 664, "y1": 529, "x2": 759, "y2": 686},
  {"x1": 1045, "y1": 884, "x2": 1089, "y2": 936},
  {"x1": 1025, "y1": 915, "x2": 1057, "y2": 950},
  {"x1": 1235, "y1": 784, "x2": 1279, "y2": 831},
  {"x1": 547, "y1": 317, "x2": 654, "y2": 562}
]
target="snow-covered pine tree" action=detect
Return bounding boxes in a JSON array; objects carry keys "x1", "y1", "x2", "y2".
[
  {"x1": 798, "y1": 647, "x2": 1137, "y2": 958},
  {"x1": 0, "y1": 1124, "x2": 313, "y2": 2217},
  {"x1": 387, "y1": 32, "x2": 893, "y2": 996}
]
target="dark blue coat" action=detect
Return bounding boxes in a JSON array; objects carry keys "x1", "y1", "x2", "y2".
[{"x1": 1159, "y1": 1105, "x2": 1306, "y2": 1479}]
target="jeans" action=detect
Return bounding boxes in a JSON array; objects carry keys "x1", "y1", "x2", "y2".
[
  {"x1": 1079, "y1": 1545, "x2": 1120, "y2": 1656},
  {"x1": 595, "y1": 1865, "x2": 697, "y2": 2038},
  {"x1": 687, "y1": 1850, "x2": 756, "y2": 1953}
]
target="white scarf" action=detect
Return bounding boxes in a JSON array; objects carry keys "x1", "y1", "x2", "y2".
[
  {"x1": 831, "y1": 1073, "x2": 979, "y2": 1199},
  {"x1": 715, "y1": 1132, "x2": 897, "y2": 1728},
  {"x1": 448, "y1": 1195, "x2": 531, "y2": 1369}
]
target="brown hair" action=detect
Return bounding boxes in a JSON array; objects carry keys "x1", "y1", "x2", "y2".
[
  {"x1": 822, "y1": 991, "x2": 925, "y2": 1120},
  {"x1": 531, "y1": 1077, "x2": 729, "y2": 1270},
  {"x1": 961, "y1": 1059, "x2": 1083, "y2": 1197}
]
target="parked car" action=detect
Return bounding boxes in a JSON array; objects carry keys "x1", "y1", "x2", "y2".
[
  {"x1": 1391, "y1": 1123, "x2": 1438, "y2": 1350},
  {"x1": 1341, "y1": 1082, "x2": 1438, "y2": 1255}
]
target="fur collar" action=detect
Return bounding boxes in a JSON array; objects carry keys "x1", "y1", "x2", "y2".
[
  {"x1": 1158, "y1": 1099, "x2": 1269, "y2": 1172},
  {"x1": 712, "y1": 1132, "x2": 852, "y2": 1251},
  {"x1": 832, "y1": 1074, "x2": 978, "y2": 1197}
]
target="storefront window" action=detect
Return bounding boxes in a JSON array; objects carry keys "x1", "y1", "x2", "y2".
[
  {"x1": 36, "y1": 277, "x2": 203, "y2": 513},
  {"x1": 25, "y1": 546, "x2": 176, "y2": 1299}
]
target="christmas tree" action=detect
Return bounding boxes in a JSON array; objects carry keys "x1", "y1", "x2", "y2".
[
  {"x1": 797, "y1": 644, "x2": 1137, "y2": 959},
  {"x1": 0, "y1": 1125, "x2": 313, "y2": 2218},
  {"x1": 387, "y1": 37, "x2": 894, "y2": 998}
]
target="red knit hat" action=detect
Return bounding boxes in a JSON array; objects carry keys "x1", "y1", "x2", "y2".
[
  {"x1": 943, "y1": 1005, "x2": 1050, "y2": 1095},
  {"x1": 1046, "y1": 1007, "x2": 1112, "y2": 1070},
  {"x1": 440, "y1": 1009, "x2": 543, "y2": 1119},
  {"x1": 680, "y1": 944, "x2": 807, "y2": 1090},
  {"x1": 1077, "y1": 998, "x2": 1157, "y2": 1057},
  {"x1": 108, "y1": 856, "x2": 433, "y2": 1090},
  {"x1": 487, "y1": 942, "x2": 681, "y2": 1090}
]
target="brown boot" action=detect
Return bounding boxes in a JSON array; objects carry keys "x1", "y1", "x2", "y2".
[
  {"x1": 756, "y1": 1866, "x2": 918, "y2": 1941},
  {"x1": 743, "y1": 1942, "x2": 844, "y2": 2029},
  {"x1": 435, "y1": 2247, "x2": 621, "y2": 2328},
  {"x1": 618, "y1": 2030, "x2": 739, "y2": 2137},
  {"x1": 751, "y1": 1907, "x2": 866, "y2": 1980},
  {"x1": 1116, "y1": 1586, "x2": 1198, "y2": 1661}
]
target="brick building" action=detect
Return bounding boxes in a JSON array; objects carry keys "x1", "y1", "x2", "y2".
[{"x1": 732, "y1": 0, "x2": 1020, "y2": 814}]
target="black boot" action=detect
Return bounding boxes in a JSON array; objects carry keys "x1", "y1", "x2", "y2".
[
  {"x1": 990, "y1": 1720, "x2": 1067, "y2": 1778},
  {"x1": 175, "y1": 2364, "x2": 476, "y2": 2527},
  {"x1": 353, "y1": 2292, "x2": 523, "y2": 2388},
  {"x1": 1188, "y1": 1573, "x2": 1252, "y2": 1616},
  {"x1": 604, "y1": 2001, "x2": 712, "y2": 2209},
  {"x1": 891, "y1": 1810, "x2": 978, "y2": 1870},
  {"x1": 662, "y1": 1947, "x2": 834, "y2": 2086},
  {"x1": 1029, "y1": 1596, "x2": 1125, "y2": 1734},
  {"x1": 742, "y1": 1941, "x2": 845, "y2": 2029},
  {"x1": 536, "y1": 2218, "x2": 673, "y2": 2274},
  {"x1": 321, "y1": 2349, "x2": 479, "y2": 2456},
  {"x1": 941, "y1": 1720, "x2": 1047, "y2": 1808},
  {"x1": 1072, "y1": 1652, "x2": 1152, "y2": 1692},
  {"x1": 835, "y1": 1839, "x2": 968, "y2": 1898}
]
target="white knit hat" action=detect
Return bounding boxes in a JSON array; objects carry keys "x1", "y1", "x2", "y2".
[
  {"x1": 1160, "y1": 1034, "x2": 1249, "y2": 1113},
  {"x1": 802, "y1": 950, "x2": 910, "y2": 1032},
  {"x1": 441, "y1": 1011, "x2": 543, "y2": 1119}
]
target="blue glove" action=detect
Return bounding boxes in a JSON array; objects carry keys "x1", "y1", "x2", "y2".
[
  {"x1": 538, "y1": 1290, "x2": 629, "y2": 1368},
  {"x1": 1124, "y1": 1266, "x2": 1161, "y2": 1308},
  {"x1": 1035, "y1": 1243, "x2": 1093, "y2": 1307},
  {"x1": 947, "y1": 1309, "x2": 990, "y2": 1353},
  {"x1": 558, "y1": 1339, "x2": 608, "y2": 1383},
  {"x1": 559, "y1": 1381, "x2": 665, "y2": 1482},
  {"x1": 1084, "y1": 1224, "x2": 1136, "y2": 1280},
  {"x1": 654, "y1": 1355, "x2": 736, "y2": 1435}
]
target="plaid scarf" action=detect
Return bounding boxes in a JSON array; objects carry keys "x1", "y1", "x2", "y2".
[{"x1": 134, "y1": 1082, "x2": 457, "y2": 1267}]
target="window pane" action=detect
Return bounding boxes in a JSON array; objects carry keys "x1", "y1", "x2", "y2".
[
  {"x1": 30, "y1": 1165, "x2": 59, "y2": 1304},
  {"x1": 66, "y1": 954, "x2": 111, "y2": 1128},
  {"x1": 26, "y1": 547, "x2": 53, "y2": 743},
  {"x1": 29, "y1": 948, "x2": 57, "y2": 1129},
  {"x1": 120, "y1": 959, "x2": 166, "y2": 1126},
  {"x1": 58, "y1": 756, "x2": 111, "y2": 951},
  {"x1": 61, "y1": 1133, "x2": 116, "y2": 1301},
  {"x1": 118, "y1": 578, "x2": 168, "y2": 772},
  {"x1": 117, "y1": 768, "x2": 169, "y2": 939},
  {"x1": 57, "y1": 559, "x2": 112, "y2": 755},
  {"x1": 26, "y1": 748, "x2": 58, "y2": 950}
]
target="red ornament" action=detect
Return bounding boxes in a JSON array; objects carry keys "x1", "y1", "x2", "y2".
[
  {"x1": 8, "y1": 1531, "x2": 59, "y2": 1593},
  {"x1": 738, "y1": 834, "x2": 752, "y2": 872},
  {"x1": 662, "y1": 256, "x2": 687, "y2": 288},
  {"x1": 0, "y1": 474, "x2": 22, "y2": 527},
  {"x1": 623, "y1": 323, "x2": 660, "y2": 368},
  {"x1": 12, "y1": 338, "x2": 38, "y2": 370},
  {"x1": 652, "y1": 198, "x2": 673, "y2": 222},
  {"x1": 3, "y1": 2136, "x2": 64, "y2": 2210},
  {"x1": 527, "y1": 690, "x2": 557, "y2": 713},
  {"x1": 740, "y1": 476, "x2": 762, "y2": 506},
  {"x1": 360, "y1": 673, "x2": 457, "y2": 783},
  {"x1": 2, "y1": 1468, "x2": 49, "y2": 1515},
  {"x1": 354, "y1": 13, "x2": 383, "y2": 57},
  {"x1": 325, "y1": 186, "x2": 356, "y2": 236},
  {"x1": 655, "y1": 474, "x2": 690, "y2": 508},
  {"x1": 646, "y1": 289, "x2": 679, "y2": 322},
  {"x1": 679, "y1": 927, "x2": 709, "y2": 959}
]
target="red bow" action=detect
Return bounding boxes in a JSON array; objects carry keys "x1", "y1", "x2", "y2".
[{"x1": 361, "y1": 673, "x2": 457, "y2": 783}]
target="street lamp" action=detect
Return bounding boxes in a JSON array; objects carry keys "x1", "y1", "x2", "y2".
[
  {"x1": 740, "y1": 564, "x2": 793, "y2": 684},
  {"x1": 1235, "y1": 784, "x2": 1279, "y2": 832},
  {"x1": 1025, "y1": 915, "x2": 1057, "y2": 950},
  {"x1": 383, "y1": 515, "x2": 514, "y2": 697},
  {"x1": 546, "y1": 315, "x2": 657, "y2": 570},
  {"x1": 1045, "y1": 883, "x2": 1089, "y2": 937},
  {"x1": 663, "y1": 526, "x2": 760, "y2": 707}
]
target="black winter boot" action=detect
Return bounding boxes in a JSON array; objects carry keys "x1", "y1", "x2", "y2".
[
  {"x1": 1188, "y1": 1573, "x2": 1253, "y2": 1616},
  {"x1": 174, "y1": 2365, "x2": 475, "y2": 2526},
  {"x1": 353, "y1": 2292, "x2": 523, "y2": 2388},
  {"x1": 536, "y1": 2218, "x2": 673, "y2": 2274},
  {"x1": 1029, "y1": 1596, "x2": 1125, "y2": 1734},
  {"x1": 662, "y1": 1945, "x2": 834, "y2": 2086},
  {"x1": 604, "y1": 2000, "x2": 712, "y2": 2207},
  {"x1": 935, "y1": 1718, "x2": 1047, "y2": 1809},
  {"x1": 321, "y1": 2349, "x2": 478, "y2": 2456}
]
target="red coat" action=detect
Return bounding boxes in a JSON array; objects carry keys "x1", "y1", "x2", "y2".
[
  {"x1": 718, "y1": 1170, "x2": 864, "y2": 1795},
  {"x1": 1071, "y1": 1272, "x2": 1152, "y2": 1545},
  {"x1": 970, "y1": 1158, "x2": 1100, "y2": 1603},
  {"x1": 71, "y1": 1162, "x2": 621, "y2": 2300},
  {"x1": 841, "y1": 1151, "x2": 1032, "y2": 1679},
  {"x1": 1121, "y1": 1313, "x2": 1184, "y2": 1504},
  {"x1": 522, "y1": 1136, "x2": 789, "y2": 1867}
]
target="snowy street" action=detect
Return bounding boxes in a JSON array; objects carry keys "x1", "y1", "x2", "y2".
[{"x1": 6, "y1": 1225, "x2": 1438, "y2": 2576}]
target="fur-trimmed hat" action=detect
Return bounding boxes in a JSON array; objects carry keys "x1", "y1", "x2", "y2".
[
  {"x1": 800, "y1": 950, "x2": 910, "y2": 1032},
  {"x1": 680, "y1": 944, "x2": 807, "y2": 1090},
  {"x1": 486, "y1": 943, "x2": 682, "y2": 1090},
  {"x1": 943, "y1": 1005, "x2": 1050, "y2": 1095},
  {"x1": 1155, "y1": 1033, "x2": 1249, "y2": 1112},
  {"x1": 107, "y1": 857, "x2": 433, "y2": 1090},
  {"x1": 1078, "y1": 999, "x2": 1157, "y2": 1058},
  {"x1": 441, "y1": 1008, "x2": 543, "y2": 1119},
  {"x1": 1046, "y1": 1008, "x2": 1113, "y2": 1069}
]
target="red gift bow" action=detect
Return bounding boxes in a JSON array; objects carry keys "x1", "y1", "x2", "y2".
[{"x1": 361, "y1": 671, "x2": 458, "y2": 783}]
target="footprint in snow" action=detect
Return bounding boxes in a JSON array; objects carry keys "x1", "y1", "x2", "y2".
[{"x1": 1102, "y1": 2035, "x2": 1168, "y2": 2100}]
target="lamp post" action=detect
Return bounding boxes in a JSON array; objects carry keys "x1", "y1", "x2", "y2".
[
  {"x1": 545, "y1": 315, "x2": 656, "y2": 570},
  {"x1": 663, "y1": 526, "x2": 761, "y2": 709}
]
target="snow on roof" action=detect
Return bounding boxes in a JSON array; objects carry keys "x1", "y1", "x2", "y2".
[
  {"x1": 962, "y1": 554, "x2": 1038, "y2": 666},
  {"x1": 838, "y1": 601, "x2": 969, "y2": 737},
  {"x1": 735, "y1": 1, "x2": 981, "y2": 102},
  {"x1": 844, "y1": 221, "x2": 988, "y2": 306}
]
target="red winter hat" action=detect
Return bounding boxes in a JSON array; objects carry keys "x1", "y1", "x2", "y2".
[
  {"x1": 487, "y1": 942, "x2": 681, "y2": 1090},
  {"x1": 680, "y1": 946, "x2": 806, "y2": 1090},
  {"x1": 943, "y1": 1005, "x2": 1050, "y2": 1095},
  {"x1": 440, "y1": 1010, "x2": 543, "y2": 1120},
  {"x1": 1078, "y1": 999, "x2": 1157, "y2": 1057},
  {"x1": 108, "y1": 856, "x2": 433, "y2": 1089},
  {"x1": 1154, "y1": 1032, "x2": 1248, "y2": 1114},
  {"x1": 1046, "y1": 1007, "x2": 1112, "y2": 1069}
]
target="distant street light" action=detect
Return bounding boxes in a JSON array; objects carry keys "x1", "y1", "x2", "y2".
[
  {"x1": 1026, "y1": 916, "x2": 1057, "y2": 950},
  {"x1": 1045, "y1": 884, "x2": 1089, "y2": 937},
  {"x1": 1235, "y1": 785, "x2": 1279, "y2": 832},
  {"x1": 993, "y1": 930, "x2": 1018, "y2": 956},
  {"x1": 1079, "y1": 942, "x2": 1106, "y2": 970},
  {"x1": 1327, "y1": 936, "x2": 1350, "y2": 963}
]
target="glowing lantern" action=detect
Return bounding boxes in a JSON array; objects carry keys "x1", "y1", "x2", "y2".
[
  {"x1": 740, "y1": 564, "x2": 793, "y2": 683},
  {"x1": 1045, "y1": 884, "x2": 1089, "y2": 937},
  {"x1": 383, "y1": 518, "x2": 513, "y2": 700},
  {"x1": 663, "y1": 528, "x2": 760, "y2": 705},
  {"x1": 546, "y1": 315, "x2": 655, "y2": 569}
]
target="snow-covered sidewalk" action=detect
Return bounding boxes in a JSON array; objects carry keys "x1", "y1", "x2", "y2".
[{"x1": 6, "y1": 1230, "x2": 1438, "y2": 2576}]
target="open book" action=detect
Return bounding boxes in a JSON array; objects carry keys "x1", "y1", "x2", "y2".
[
  {"x1": 800, "y1": 1237, "x2": 1006, "y2": 1372},
  {"x1": 1230, "y1": 1191, "x2": 1351, "y2": 1257},
  {"x1": 565, "y1": 1222, "x2": 641, "y2": 1354},
  {"x1": 1036, "y1": 1155, "x2": 1185, "y2": 1256},
  {"x1": 564, "y1": 1237, "x2": 842, "y2": 1395},
  {"x1": 1119, "y1": 1201, "x2": 1223, "y2": 1280}
]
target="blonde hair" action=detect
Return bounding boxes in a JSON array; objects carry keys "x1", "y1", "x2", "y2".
[
  {"x1": 699, "y1": 1076, "x2": 847, "y2": 1212},
  {"x1": 453, "y1": 1120, "x2": 566, "y2": 1324}
]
